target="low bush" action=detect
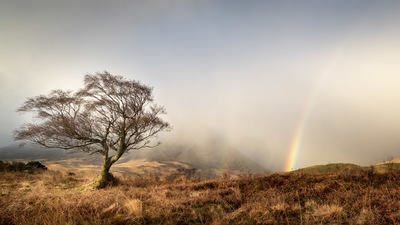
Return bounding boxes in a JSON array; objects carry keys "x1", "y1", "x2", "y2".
[{"x1": 0, "y1": 160, "x2": 47, "y2": 173}]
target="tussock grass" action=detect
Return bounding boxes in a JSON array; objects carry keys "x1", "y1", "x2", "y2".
[{"x1": 2, "y1": 165, "x2": 400, "y2": 224}]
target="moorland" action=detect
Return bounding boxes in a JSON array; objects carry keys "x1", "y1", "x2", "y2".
[{"x1": 1, "y1": 160, "x2": 400, "y2": 224}]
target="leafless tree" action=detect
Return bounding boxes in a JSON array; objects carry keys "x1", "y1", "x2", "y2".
[{"x1": 14, "y1": 71, "x2": 171, "y2": 188}]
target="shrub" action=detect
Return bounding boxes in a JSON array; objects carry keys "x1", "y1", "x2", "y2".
[
  {"x1": 26, "y1": 161, "x2": 47, "y2": 170},
  {"x1": 0, "y1": 160, "x2": 47, "y2": 172}
]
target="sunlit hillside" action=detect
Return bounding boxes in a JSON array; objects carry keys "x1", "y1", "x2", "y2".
[
  {"x1": 297, "y1": 161, "x2": 400, "y2": 174},
  {"x1": 0, "y1": 140, "x2": 266, "y2": 179}
]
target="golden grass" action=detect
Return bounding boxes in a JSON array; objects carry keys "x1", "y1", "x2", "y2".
[
  {"x1": 2, "y1": 167, "x2": 400, "y2": 224},
  {"x1": 124, "y1": 198, "x2": 143, "y2": 215}
]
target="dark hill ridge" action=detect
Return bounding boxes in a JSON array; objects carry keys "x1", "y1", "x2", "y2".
[
  {"x1": 0, "y1": 137, "x2": 266, "y2": 177},
  {"x1": 0, "y1": 143, "x2": 94, "y2": 161}
]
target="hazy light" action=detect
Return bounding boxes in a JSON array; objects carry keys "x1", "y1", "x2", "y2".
[{"x1": 1, "y1": 1, "x2": 400, "y2": 171}]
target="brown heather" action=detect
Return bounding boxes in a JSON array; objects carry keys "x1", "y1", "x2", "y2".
[{"x1": 1, "y1": 166, "x2": 400, "y2": 224}]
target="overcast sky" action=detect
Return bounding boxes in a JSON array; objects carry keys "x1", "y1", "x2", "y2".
[{"x1": 1, "y1": 0, "x2": 400, "y2": 171}]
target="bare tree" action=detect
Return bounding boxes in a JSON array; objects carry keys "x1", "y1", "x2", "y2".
[{"x1": 14, "y1": 72, "x2": 171, "y2": 188}]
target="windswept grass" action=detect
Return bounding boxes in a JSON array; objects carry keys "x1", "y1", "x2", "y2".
[{"x1": 1, "y1": 163, "x2": 400, "y2": 224}]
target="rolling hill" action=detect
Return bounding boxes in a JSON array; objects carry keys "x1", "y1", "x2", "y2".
[{"x1": 294, "y1": 160, "x2": 400, "y2": 174}]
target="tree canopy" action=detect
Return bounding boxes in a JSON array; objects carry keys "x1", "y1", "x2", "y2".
[{"x1": 14, "y1": 71, "x2": 171, "y2": 188}]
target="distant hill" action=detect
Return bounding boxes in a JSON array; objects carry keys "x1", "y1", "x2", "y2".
[
  {"x1": 294, "y1": 161, "x2": 400, "y2": 174},
  {"x1": 0, "y1": 143, "x2": 94, "y2": 161},
  {"x1": 0, "y1": 137, "x2": 266, "y2": 178},
  {"x1": 296, "y1": 163, "x2": 365, "y2": 173},
  {"x1": 127, "y1": 136, "x2": 267, "y2": 177},
  {"x1": 377, "y1": 157, "x2": 400, "y2": 165}
]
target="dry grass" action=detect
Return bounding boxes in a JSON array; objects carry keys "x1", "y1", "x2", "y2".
[{"x1": 2, "y1": 166, "x2": 400, "y2": 224}]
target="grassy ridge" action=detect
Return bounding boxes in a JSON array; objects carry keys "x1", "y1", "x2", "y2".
[
  {"x1": 1, "y1": 164, "x2": 400, "y2": 224},
  {"x1": 297, "y1": 162, "x2": 400, "y2": 174},
  {"x1": 296, "y1": 163, "x2": 364, "y2": 173}
]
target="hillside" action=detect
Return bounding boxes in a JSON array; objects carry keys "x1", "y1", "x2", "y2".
[
  {"x1": 296, "y1": 163, "x2": 365, "y2": 173},
  {"x1": 0, "y1": 137, "x2": 266, "y2": 178},
  {"x1": 295, "y1": 161, "x2": 400, "y2": 174},
  {"x1": 1, "y1": 163, "x2": 400, "y2": 224}
]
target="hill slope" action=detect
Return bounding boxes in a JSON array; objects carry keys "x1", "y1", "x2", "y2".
[
  {"x1": 0, "y1": 137, "x2": 266, "y2": 178},
  {"x1": 2, "y1": 164, "x2": 400, "y2": 224},
  {"x1": 294, "y1": 161, "x2": 400, "y2": 174}
]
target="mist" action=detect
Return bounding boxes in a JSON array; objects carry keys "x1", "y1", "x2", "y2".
[{"x1": 1, "y1": 1, "x2": 400, "y2": 171}]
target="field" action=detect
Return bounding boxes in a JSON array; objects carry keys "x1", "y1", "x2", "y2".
[{"x1": 1, "y1": 162, "x2": 400, "y2": 224}]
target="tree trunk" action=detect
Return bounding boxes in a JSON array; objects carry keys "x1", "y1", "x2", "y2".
[
  {"x1": 92, "y1": 143, "x2": 125, "y2": 189},
  {"x1": 92, "y1": 158, "x2": 118, "y2": 189}
]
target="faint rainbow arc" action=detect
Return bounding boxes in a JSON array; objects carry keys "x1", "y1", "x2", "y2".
[
  {"x1": 285, "y1": 89, "x2": 317, "y2": 171},
  {"x1": 285, "y1": 47, "x2": 344, "y2": 171}
]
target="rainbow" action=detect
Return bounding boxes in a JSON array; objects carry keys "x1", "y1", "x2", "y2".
[
  {"x1": 285, "y1": 46, "x2": 345, "y2": 171},
  {"x1": 285, "y1": 93, "x2": 316, "y2": 171}
]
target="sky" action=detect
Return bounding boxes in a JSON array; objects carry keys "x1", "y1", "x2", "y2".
[{"x1": 1, "y1": 0, "x2": 400, "y2": 171}]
